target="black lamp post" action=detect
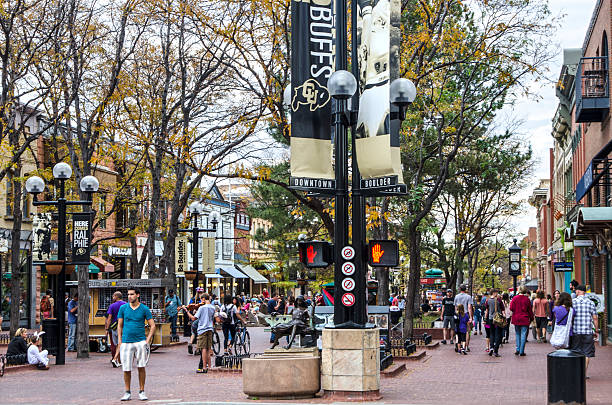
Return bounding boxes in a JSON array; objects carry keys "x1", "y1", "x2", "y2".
[
  {"x1": 508, "y1": 239, "x2": 521, "y2": 294},
  {"x1": 25, "y1": 164, "x2": 99, "y2": 365},
  {"x1": 178, "y1": 202, "x2": 219, "y2": 298}
]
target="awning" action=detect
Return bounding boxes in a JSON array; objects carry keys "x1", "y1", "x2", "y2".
[
  {"x1": 88, "y1": 263, "x2": 100, "y2": 274},
  {"x1": 235, "y1": 264, "x2": 268, "y2": 284},
  {"x1": 91, "y1": 256, "x2": 114, "y2": 272},
  {"x1": 565, "y1": 207, "x2": 612, "y2": 243},
  {"x1": 205, "y1": 273, "x2": 222, "y2": 279},
  {"x1": 217, "y1": 266, "x2": 248, "y2": 279},
  {"x1": 263, "y1": 262, "x2": 277, "y2": 271}
]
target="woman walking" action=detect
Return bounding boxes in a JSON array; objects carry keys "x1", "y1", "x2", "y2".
[
  {"x1": 533, "y1": 291, "x2": 549, "y2": 342},
  {"x1": 485, "y1": 289, "x2": 505, "y2": 357},
  {"x1": 550, "y1": 292, "x2": 574, "y2": 349},
  {"x1": 473, "y1": 295, "x2": 483, "y2": 335},
  {"x1": 510, "y1": 287, "x2": 534, "y2": 356},
  {"x1": 502, "y1": 293, "x2": 512, "y2": 344},
  {"x1": 548, "y1": 290, "x2": 561, "y2": 332}
]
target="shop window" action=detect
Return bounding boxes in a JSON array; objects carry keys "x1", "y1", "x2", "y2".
[{"x1": 0, "y1": 249, "x2": 31, "y2": 325}]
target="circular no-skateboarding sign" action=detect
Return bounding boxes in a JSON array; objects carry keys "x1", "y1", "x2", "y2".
[
  {"x1": 341, "y1": 292, "x2": 355, "y2": 307},
  {"x1": 341, "y1": 277, "x2": 355, "y2": 292},
  {"x1": 341, "y1": 262, "x2": 355, "y2": 276},
  {"x1": 341, "y1": 246, "x2": 355, "y2": 260}
]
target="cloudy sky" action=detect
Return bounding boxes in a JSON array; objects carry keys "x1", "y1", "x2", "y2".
[{"x1": 510, "y1": 0, "x2": 598, "y2": 235}]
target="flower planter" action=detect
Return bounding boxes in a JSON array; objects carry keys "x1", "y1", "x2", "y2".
[{"x1": 184, "y1": 271, "x2": 197, "y2": 281}]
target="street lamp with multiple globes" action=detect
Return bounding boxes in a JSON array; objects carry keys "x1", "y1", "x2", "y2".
[
  {"x1": 178, "y1": 202, "x2": 220, "y2": 297},
  {"x1": 25, "y1": 163, "x2": 99, "y2": 365},
  {"x1": 325, "y1": 69, "x2": 416, "y2": 327}
]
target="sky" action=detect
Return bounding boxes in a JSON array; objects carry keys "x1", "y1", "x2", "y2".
[{"x1": 509, "y1": 0, "x2": 598, "y2": 236}]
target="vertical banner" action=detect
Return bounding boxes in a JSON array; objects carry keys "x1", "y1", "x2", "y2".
[
  {"x1": 201, "y1": 237, "x2": 215, "y2": 274},
  {"x1": 175, "y1": 236, "x2": 188, "y2": 276},
  {"x1": 289, "y1": 0, "x2": 336, "y2": 192},
  {"x1": 355, "y1": 0, "x2": 403, "y2": 184},
  {"x1": 32, "y1": 213, "x2": 53, "y2": 262},
  {"x1": 71, "y1": 213, "x2": 91, "y2": 265}
]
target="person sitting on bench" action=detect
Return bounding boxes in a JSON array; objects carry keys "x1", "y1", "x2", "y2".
[{"x1": 27, "y1": 332, "x2": 49, "y2": 370}]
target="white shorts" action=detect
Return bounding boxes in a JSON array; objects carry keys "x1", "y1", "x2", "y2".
[{"x1": 120, "y1": 341, "x2": 150, "y2": 372}]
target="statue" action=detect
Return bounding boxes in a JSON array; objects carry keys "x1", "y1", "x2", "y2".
[{"x1": 270, "y1": 297, "x2": 315, "y2": 349}]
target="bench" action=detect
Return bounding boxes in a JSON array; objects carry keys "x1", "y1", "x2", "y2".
[{"x1": 0, "y1": 353, "x2": 29, "y2": 377}]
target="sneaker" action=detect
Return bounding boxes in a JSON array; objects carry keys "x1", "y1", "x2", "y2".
[
  {"x1": 520, "y1": 353, "x2": 526, "y2": 356},
  {"x1": 441, "y1": 340, "x2": 447, "y2": 344},
  {"x1": 462, "y1": 350, "x2": 467, "y2": 355},
  {"x1": 120, "y1": 391, "x2": 131, "y2": 401},
  {"x1": 494, "y1": 353, "x2": 501, "y2": 357},
  {"x1": 488, "y1": 350, "x2": 493, "y2": 357},
  {"x1": 111, "y1": 359, "x2": 121, "y2": 368},
  {"x1": 188, "y1": 344, "x2": 193, "y2": 354},
  {"x1": 138, "y1": 391, "x2": 148, "y2": 401},
  {"x1": 196, "y1": 368, "x2": 206, "y2": 373},
  {"x1": 466, "y1": 347, "x2": 470, "y2": 352},
  {"x1": 514, "y1": 351, "x2": 519, "y2": 356}
]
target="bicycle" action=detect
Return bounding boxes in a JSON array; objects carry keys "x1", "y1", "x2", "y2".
[{"x1": 233, "y1": 323, "x2": 250, "y2": 355}]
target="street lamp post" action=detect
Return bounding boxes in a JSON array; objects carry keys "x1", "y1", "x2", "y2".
[
  {"x1": 178, "y1": 202, "x2": 219, "y2": 298},
  {"x1": 25, "y1": 164, "x2": 99, "y2": 365}
]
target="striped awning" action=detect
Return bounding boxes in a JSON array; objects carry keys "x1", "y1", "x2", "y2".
[{"x1": 235, "y1": 264, "x2": 268, "y2": 284}]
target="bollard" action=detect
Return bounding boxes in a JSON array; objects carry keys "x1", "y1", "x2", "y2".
[{"x1": 547, "y1": 349, "x2": 586, "y2": 405}]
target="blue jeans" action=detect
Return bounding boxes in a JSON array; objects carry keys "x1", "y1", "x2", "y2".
[
  {"x1": 514, "y1": 325, "x2": 528, "y2": 354},
  {"x1": 67, "y1": 323, "x2": 77, "y2": 350},
  {"x1": 168, "y1": 314, "x2": 178, "y2": 336}
]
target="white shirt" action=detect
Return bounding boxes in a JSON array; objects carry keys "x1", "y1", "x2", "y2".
[{"x1": 27, "y1": 344, "x2": 48, "y2": 366}]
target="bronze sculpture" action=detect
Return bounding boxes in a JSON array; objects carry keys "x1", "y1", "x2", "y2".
[{"x1": 270, "y1": 298, "x2": 316, "y2": 349}]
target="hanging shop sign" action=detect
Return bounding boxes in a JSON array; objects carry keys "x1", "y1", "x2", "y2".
[
  {"x1": 289, "y1": 0, "x2": 335, "y2": 192},
  {"x1": 553, "y1": 261, "x2": 573, "y2": 272},
  {"x1": 354, "y1": 0, "x2": 404, "y2": 187},
  {"x1": 201, "y1": 237, "x2": 216, "y2": 274},
  {"x1": 108, "y1": 246, "x2": 132, "y2": 257},
  {"x1": 71, "y1": 213, "x2": 92, "y2": 265}
]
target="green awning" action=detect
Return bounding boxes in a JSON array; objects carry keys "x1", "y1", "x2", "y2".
[
  {"x1": 578, "y1": 207, "x2": 612, "y2": 223},
  {"x1": 88, "y1": 263, "x2": 100, "y2": 274}
]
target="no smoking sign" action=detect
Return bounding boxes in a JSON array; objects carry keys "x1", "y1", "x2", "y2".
[
  {"x1": 341, "y1": 262, "x2": 355, "y2": 276},
  {"x1": 341, "y1": 246, "x2": 355, "y2": 260},
  {"x1": 341, "y1": 277, "x2": 355, "y2": 291},
  {"x1": 341, "y1": 293, "x2": 355, "y2": 307}
]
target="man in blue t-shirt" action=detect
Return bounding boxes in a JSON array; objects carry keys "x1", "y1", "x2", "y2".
[
  {"x1": 115, "y1": 287, "x2": 156, "y2": 402},
  {"x1": 164, "y1": 289, "x2": 181, "y2": 338},
  {"x1": 67, "y1": 293, "x2": 78, "y2": 351}
]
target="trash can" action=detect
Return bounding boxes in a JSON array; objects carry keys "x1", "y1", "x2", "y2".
[
  {"x1": 390, "y1": 307, "x2": 402, "y2": 324},
  {"x1": 42, "y1": 318, "x2": 59, "y2": 356},
  {"x1": 547, "y1": 349, "x2": 586, "y2": 405}
]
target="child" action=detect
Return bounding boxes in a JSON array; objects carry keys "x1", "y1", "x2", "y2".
[
  {"x1": 456, "y1": 304, "x2": 469, "y2": 355},
  {"x1": 27, "y1": 332, "x2": 49, "y2": 369}
]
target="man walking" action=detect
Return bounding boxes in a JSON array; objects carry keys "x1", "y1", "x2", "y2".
[
  {"x1": 105, "y1": 291, "x2": 126, "y2": 367},
  {"x1": 440, "y1": 289, "x2": 455, "y2": 345},
  {"x1": 267, "y1": 293, "x2": 279, "y2": 343},
  {"x1": 164, "y1": 289, "x2": 181, "y2": 340},
  {"x1": 115, "y1": 287, "x2": 156, "y2": 401},
  {"x1": 485, "y1": 288, "x2": 505, "y2": 357},
  {"x1": 571, "y1": 285, "x2": 598, "y2": 376},
  {"x1": 183, "y1": 293, "x2": 217, "y2": 373},
  {"x1": 67, "y1": 293, "x2": 78, "y2": 351},
  {"x1": 454, "y1": 285, "x2": 474, "y2": 350}
]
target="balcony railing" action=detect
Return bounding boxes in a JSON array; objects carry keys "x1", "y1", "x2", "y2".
[{"x1": 575, "y1": 56, "x2": 610, "y2": 123}]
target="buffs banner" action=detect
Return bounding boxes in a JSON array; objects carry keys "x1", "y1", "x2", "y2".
[
  {"x1": 355, "y1": 0, "x2": 403, "y2": 183},
  {"x1": 71, "y1": 213, "x2": 92, "y2": 265},
  {"x1": 175, "y1": 236, "x2": 188, "y2": 276},
  {"x1": 289, "y1": 0, "x2": 335, "y2": 186}
]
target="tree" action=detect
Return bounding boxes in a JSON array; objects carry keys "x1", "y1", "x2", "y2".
[{"x1": 395, "y1": 0, "x2": 556, "y2": 338}]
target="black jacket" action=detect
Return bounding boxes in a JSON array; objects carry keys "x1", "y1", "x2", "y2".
[{"x1": 6, "y1": 336, "x2": 28, "y2": 356}]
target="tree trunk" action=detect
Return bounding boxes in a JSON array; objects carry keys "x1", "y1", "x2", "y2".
[
  {"x1": 8, "y1": 171, "x2": 23, "y2": 337},
  {"x1": 376, "y1": 267, "x2": 390, "y2": 305},
  {"x1": 403, "y1": 226, "x2": 420, "y2": 339},
  {"x1": 76, "y1": 263, "x2": 89, "y2": 358}
]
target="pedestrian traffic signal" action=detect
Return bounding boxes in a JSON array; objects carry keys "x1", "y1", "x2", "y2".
[
  {"x1": 298, "y1": 241, "x2": 333, "y2": 268},
  {"x1": 367, "y1": 240, "x2": 399, "y2": 267}
]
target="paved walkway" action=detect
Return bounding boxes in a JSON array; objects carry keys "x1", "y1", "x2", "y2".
[{"x1": 1, "y1": 327, "x2": 611, "y2": 404}]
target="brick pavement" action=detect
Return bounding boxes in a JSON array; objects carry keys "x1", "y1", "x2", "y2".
[{"x1": 1, "y1": 327, "x2": 611, "y2": 404}]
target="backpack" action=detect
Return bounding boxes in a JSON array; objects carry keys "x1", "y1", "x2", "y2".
[
  {"x1": 41, "y1": 297, "x2": 51, "y2": 312},
  {"x1": 222, "y1": 304, "x2": 236, "y2": 325}
]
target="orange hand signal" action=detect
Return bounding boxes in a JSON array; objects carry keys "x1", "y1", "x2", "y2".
[
  {"x1": 371, "y1": 244, "x2": 384, "y2": 263},
  {"x1": 307, "y1": 245, "x2": 318, "y2": 263}
]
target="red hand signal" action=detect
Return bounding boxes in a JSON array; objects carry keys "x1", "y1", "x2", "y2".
[
  {"x1": 307, "y1": 245, "x2": 318, "y2": 263},
  {"x1": 371, "y1": 244, "x2": 384, "y2": 263}
]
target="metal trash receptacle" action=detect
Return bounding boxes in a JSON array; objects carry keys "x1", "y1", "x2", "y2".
[
  {"x1": 547, "y1": 349, "x2": 586, "y2": 405},
  {"x1": 390, "y1": 308, "x2": 401, "y2": 324},
  {"x1": 42, "y1": 318, "x2": 59, "y2": 356}
]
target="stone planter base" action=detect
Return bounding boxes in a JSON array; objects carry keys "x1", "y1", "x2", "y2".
[{"x1": 321, "y1": 389, "x2": 382, "y2": 401}]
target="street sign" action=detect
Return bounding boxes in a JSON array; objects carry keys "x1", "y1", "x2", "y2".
[
  {"x1": 341, "y1": 262, "x2": 355, "y2": 276},
  {"x1": 341, "y1": 292, "x2": 355, "y2": 307},
  {"x1": 289, "y1": 177, "x2": 336, "y2": 194},
  {"x1": 341, "y1": 277, "x2": 355, "y2": 291},
  {"x1": 367, "y1": 240, "x2": 399, "y2": 267},
  {"x1": 554, "y1": 261, "x2": 574, "y2": 272},
  {"x1": 341, "y1": 246, "x2": 355, "y2": 260},
  {"x1": 360, "y1": 175, "x2": 398, "y2": 190}
]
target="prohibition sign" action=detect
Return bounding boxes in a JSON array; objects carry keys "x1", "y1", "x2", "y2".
[
  {"x1": 341, "y1": 293, "x2": 355, "y2": 307},
  {"x1": 341, "y1": 262, "x2": 355, "y2": 276},
  {"x1": 341, "y1": 277, "x2": 355, "y2": 291},
  {"x1": 341, "y1": 246, "x2": 355, "y2": 260}
]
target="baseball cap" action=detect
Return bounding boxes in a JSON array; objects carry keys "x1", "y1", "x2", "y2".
[
  {"x1": 446, "y1": 289, "x2": 453, "y2": 293},
  {"x1": 196, "y1": 287, "x2": 204, "y2": 292},
  {"x1": 576, "y1": 285, "x2": 587, "y2": 292}
]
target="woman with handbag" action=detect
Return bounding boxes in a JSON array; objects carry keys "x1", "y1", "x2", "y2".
[
  {"x1": 550, "y1": 292, "x2": 574, "y2": 349},
  {"x1": 485, "y1": 288, "x2": 505, "y2": 357}
]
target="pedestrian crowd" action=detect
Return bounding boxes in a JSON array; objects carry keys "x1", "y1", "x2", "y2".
[{"x1": 436, "y1": 282, "x2": 599, "y2": 377}]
